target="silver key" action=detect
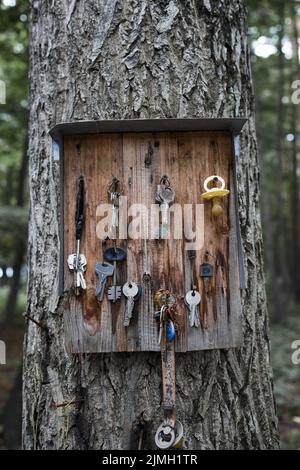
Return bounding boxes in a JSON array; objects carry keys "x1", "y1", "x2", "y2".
[
  {"x1": 95, "y1": 262, "x2": 114, "y2": 301},
  {"x1": 78, "y1": 256, "x2": 87, "y2": 289},
  {"x1": 122, "y1": 282, "x2": 139, "y2": 326},
  {"x1": 112, "y1": 205, "x2": 118, "y2": 229},
  {"x1": 156, "y1": 185, "x2": 175, "y2": 226},
  {"x1": 185, "y1": 290, "x2": 201, "y2": 328},
  {"x1": 111, "y1": 193, "x2": 119, "y2": 226}
]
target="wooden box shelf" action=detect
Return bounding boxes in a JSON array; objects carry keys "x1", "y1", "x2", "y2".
[{"x1": 50, "y1": 119, "x2": 246, "y2": 353}]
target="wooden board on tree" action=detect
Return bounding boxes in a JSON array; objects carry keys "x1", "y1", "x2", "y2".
[{"x1": 56, "y1": 122, "x2": 244, "y2": 353}]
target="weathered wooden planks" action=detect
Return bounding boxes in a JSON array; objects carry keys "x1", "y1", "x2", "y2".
[{"x1": 63, "y1": 131, "x2": 242, "y2": 352}]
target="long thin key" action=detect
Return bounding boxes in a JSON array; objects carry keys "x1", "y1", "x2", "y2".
[
  {"x1": 78, "y1": 270, "x2": 86, "y2": 290},
  {"x1": 76, "y1": 270, "x2": 81, "y2": 289},
  {"x1": 112, "y1": 205, "x2": 118, "y2": 227},
  {"x1": 95, "y1": 262, "x2": 114, "y2": 301},
  {"x1": 161, "y1": 201, "x2": 169, "y2": 226},
  {"x1": 123, "y1": 282, "x2": 138, "y2": 326},
  {"x1": 78, "y1": 256, "x2": 87, "y2": 289},
  {"x1": 159, "y1": 186, "x2": 175, "y2": 226},
  {"x1": 185, "y1": 290, "x2": 201, "y2": 328},
  {"x1": 109, "y1": 192, "x2": 120, "y2": 239}
]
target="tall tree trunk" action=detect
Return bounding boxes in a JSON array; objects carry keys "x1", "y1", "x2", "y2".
[
  {"x1": 289, "y1": 2, "x2": 300, "y2": 303},
  {"x1": 23, "y1": 1, "x2": 279, "y2": 450}
]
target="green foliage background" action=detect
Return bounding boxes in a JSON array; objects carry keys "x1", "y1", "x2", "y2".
[{"x1": 0, "y1": 0, "x2": 28, "y2": 266}]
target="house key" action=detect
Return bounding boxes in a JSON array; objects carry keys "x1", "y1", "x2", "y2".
[
  {"x1": 156, "y1": 176, "x2": 175, "y2": 227},
  {"x1": 122, "y1": 281, "x2": 139, "y2": 326},
  {"x1": 185, "y1": 290, "x2": 201, "y2": 328}
]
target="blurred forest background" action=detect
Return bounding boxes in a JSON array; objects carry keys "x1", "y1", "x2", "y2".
[{"x1": 0, "y1": 0, "x2": 299, "y2": 450}]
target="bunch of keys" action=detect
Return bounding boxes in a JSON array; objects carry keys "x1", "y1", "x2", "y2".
[
  {"x1": 154, "y1": 289, "x2": 177, "y2": 345},
  {"x1": 67, "y1": 176, "x2": 87, "y2": 296},
  {"x1": 185, "y1": 289, "x2": 201, "y2": 328},
  {"x1": 122, "y1": 281, "x2": 141, "y2": 327},
  {"x1": 155, "y1": 175, "x2": 175, "y2": 232}
]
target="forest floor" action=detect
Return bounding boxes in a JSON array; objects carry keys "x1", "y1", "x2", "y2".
[{"x1": 0, "y1": 316, "x2": 299, "y2": 450}]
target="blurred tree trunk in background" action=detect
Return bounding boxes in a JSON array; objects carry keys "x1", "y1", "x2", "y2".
[
  {"x1": 3, "y1": 368, "x2": 22, "y2": 449},
  {"x1": 274, "y1": 1, "x2": 290, "y2": 322},
  {"x1": 256, "y1": 104, "x2": 279, "y2": 320},
  {"x1": 23, "y1": 0, "x2": 279, "y2": 450},
  {"x1": 3, "y1": 134, "x2": 28, "y2": 325},
  {"x1": 289, "y1": 2, "x2": 300, "y2": 303}
]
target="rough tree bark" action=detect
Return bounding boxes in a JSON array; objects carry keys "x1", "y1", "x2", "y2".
[
  {"x1": 23, "y1": 0, "x2": 280, "y2": 450},
  {"x1": 3, "y1": 134, "x2": 28, "y2": 325}
]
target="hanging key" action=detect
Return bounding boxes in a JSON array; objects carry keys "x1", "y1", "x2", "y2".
[
  {"x1": 109, "y1": 192, "x2": 119, "y2": 239},
  {"x1": 185, "y1": 290, "x2": 201, "y2": 328},
  {"x1": 122, "y1": 281, "x2": 139, "y2": 326},
  {"x1": 160, "y1": 188, "x2": 175, "y2": 226},
  {"x1": 104, "y1": 246, "x2": 126, "y2": 303},
  {"x1": 107, "y1": 177, "x2": 123, "y2": 239},
  {"x1": 67, "y1": 176, "x2": 87, "y2": 296},
  {"x1": 111, "y1": 193, "x2": 119, "y2": 227},
  {"x1": 156, "y1": 176, "x2": 175, "y2": 229},
  {"x1": 200, "y1": 252, "x2": 214, "y2": 294},
  {"x1": 95, "y1": 261, "x2": 114, "y2": 301}
]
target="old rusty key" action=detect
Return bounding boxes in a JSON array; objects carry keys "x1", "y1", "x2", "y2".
[{"x1": 104, "y1": 246, "x2": 126, "y2": 303}]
